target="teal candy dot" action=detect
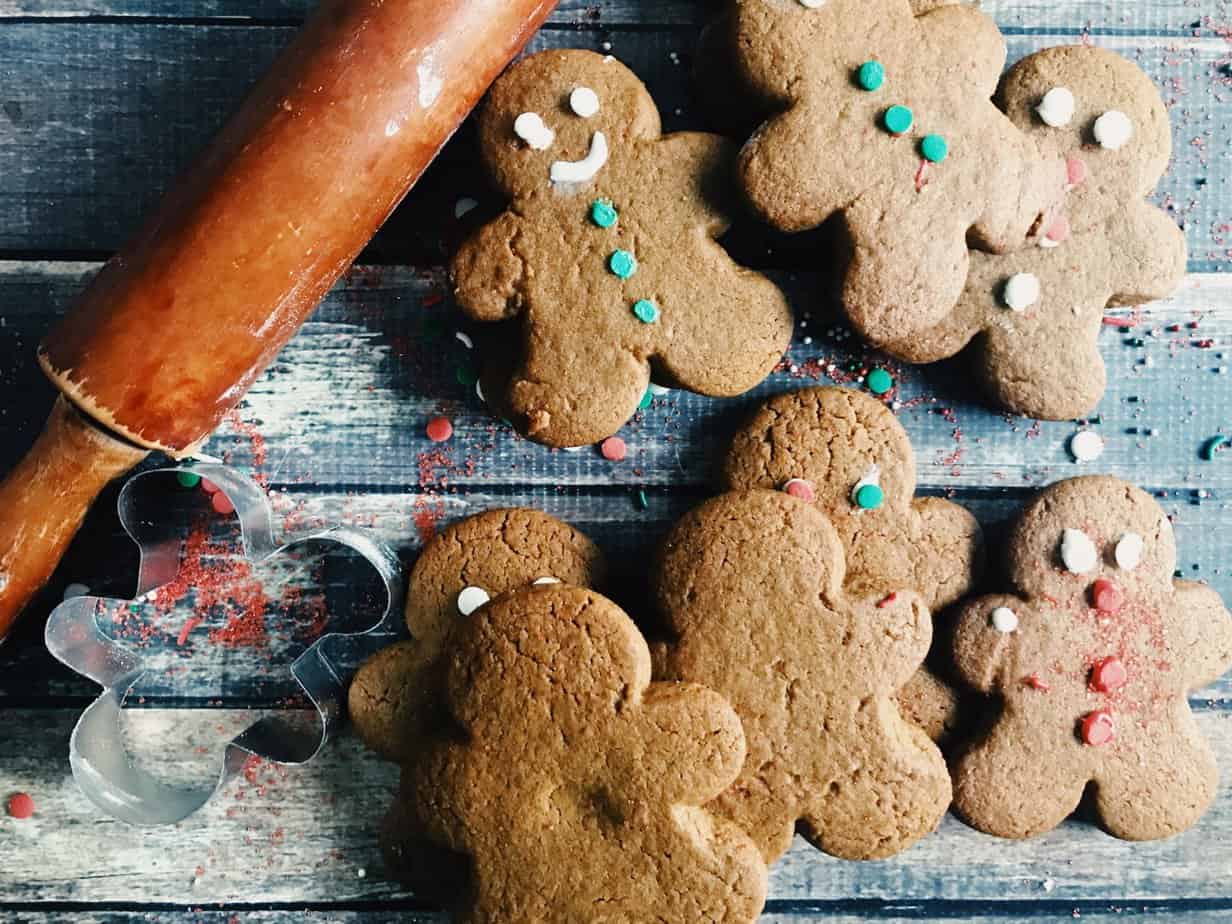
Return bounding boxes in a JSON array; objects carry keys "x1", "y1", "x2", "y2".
[
  {"x1": 883, "y1": 105, "x2": 913, "y2": 135},
  {"x1": 591, "y1": 199, "x2": 618, "y2": 229},
  {"x1": 639, "y1": 389, "x2": 653, "y2": 410},
  {"x1": 177, "y1": 470, "x2": 202, "y2": 489},
  {"x1": 609, "y1": 249, "x2": 638, "y2": 279},
  {"x1": 867, "y1": 368, "x2": 894, "y2": 395},
  {"x1": 632, "y1": 299, "x2": 659, "y2": 324},
  {"x1": 855, "y1": 483, "x2": 885, "y2": 510},
  {"x1": 857, "y1": 60, "x2": 885, "y2": 92},
  {"x1": 921, "y1": 134, "x2": 949, "y2": 163}
]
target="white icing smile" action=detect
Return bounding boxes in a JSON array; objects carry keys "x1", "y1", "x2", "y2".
[{"x1": 550, "y1": 131, "x2": 609, "y2": 185}]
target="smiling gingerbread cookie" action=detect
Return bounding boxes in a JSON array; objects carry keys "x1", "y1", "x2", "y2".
[
  {"x1": 733, "y1": 0, "x2": 1067, "y2": 342},
  {"x1": 721, "y1": 387, "x2": 983, "y2": 741},
  {"x1": 952, "y1": 476, "x2": 1232, "y2": 840},
  {"x1": 452, "y1": 49, "x2": 793, "y2": 447},
  {"x1": 873, "y1": 46, "x2": 1187, "y2": 419}
]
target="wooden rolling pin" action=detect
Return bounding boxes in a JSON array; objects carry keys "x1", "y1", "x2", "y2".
[{"x1": 0, "y1": 0, "x2": 558, "y2": 641}]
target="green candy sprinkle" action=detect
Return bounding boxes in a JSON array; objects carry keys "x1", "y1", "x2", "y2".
[
  {"x1": 456, "y1": 364, "x2": 479, "y2": 387},
  {"x1": 632, "y1": 299, "x2": 659, "y2": 324},
  {"x1": 1202, "y1": 435, "x2": 1227, "y2": 461},
  {"x1": 857, "y1": 60, "x2": 885, "y2": 92},
  {"x1": 590, "y1": 199, "x2": 618, "y2": 229},
  {"x1": 609, "y1": 249, "x2": 638, "y2": 279},
  {"x1": 867, "y1": 368, "x2": 894, "y2": 395},
  {"x1": 855, "y1": 483, "x2": 885, "y2": 510},
  {"x1": 634, "y1": 489, "x2": 649, "y2": 511},
  {"x1": 639, "y1": 389, "x2": 653, "y2": 410},
  {"x1": 883, "y1": 105, "x2": 913, "y2": 135},
  {"x1": 176, "y1": 470, "x2": 202, "y2": 489},
  {"x1": 920, "y1": 134, "x2": 949, "y2": 163}
]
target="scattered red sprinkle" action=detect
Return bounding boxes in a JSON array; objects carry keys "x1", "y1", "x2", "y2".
[
  {"x1": 1082, "y1": 709, "x2": 1115, "y2": 747},
  {"x1": 176, "y1": 615, "x2": 204, "y2": 647},
  {"x1": 877, "y1": 592, "x2": 899, "y2": 609},
  {"x1": 600, "y1": 437, "x2": 627, "y2": 462},
  {"x1": 1044, "y1": 214, "x2": 1071, "y2": 244},
  {"x1": 6, "y1": 792, "x2": 34, "y2": 819},
  {"x1": 1066, "y1": 156, "x2": 1088, "y2": 187},
  {"x1": 914, "y1": 158, "x2": 930, "y2": 192},
  {"x1": 1023, "y1": 673, "x2": 1051, "y2": 693},
  {"x1": 1090, "y1": 657, "x2": 1128, "y2": 694},
  {"x1": 211, "y1": 491, "x2": 236, "y2": 516},
  {"x1": 426, "y1": 416, "x2": 454, "y2": 443},
  {"x1": 1091, "y1": 578, "x2": 1124, "y2": 615},
  {"x1": 782, "y1": 478, "x2": 816, "y2": 503}
]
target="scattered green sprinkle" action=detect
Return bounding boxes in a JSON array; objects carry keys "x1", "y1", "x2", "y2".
[
  {"x1": 639, "y1": 389, "x2": 653, "y2": 410},
  {"x1": 456, "y1": 364, "x2": 479, "y2": 387},
  {"x1": 1202, "y1": 435, "x2": 1227, "y2": 461},
  {"x1": 176, "y1": 470, "x2": 202, "y2": 489},
  {"x1": 866, "y1": 368, "x2": 894, "y2": 395},
  {"x1": 634, "y1": 489, "x2": 649, "y2": 511}
]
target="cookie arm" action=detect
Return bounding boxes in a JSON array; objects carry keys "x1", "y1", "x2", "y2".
[
  {"x1": 450, "y1": 211, "x2": 526, "y2": 322},
  {"x1": 654, "y1": 131, "x2": 739, "y2": 236},
  {"x1": 1109, "y1": 205, "x2": 1188, "y2": 306},
  {"x1": 1170, "y1": 580, "x2": 1232, "y2": 691},
  {"x1": 951, "y1": 595, "x2": 1023, "y2": 693},
  {"x1": 845, "y1": 592, "x2": 933, "y2": 692},
  {"x1": 911, "y1": 497, "x2": 984, "y2": 611},
  {"x1": 917, "y1": 4, "x2": 1006, "y2": 98}
]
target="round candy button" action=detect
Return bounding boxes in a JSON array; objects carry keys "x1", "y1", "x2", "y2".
[
  {"x1": 1082, "y1": 710, "x2": 1115, "y2": 747},
  {"x1": 857, "y1": 60, "x2": 885, "y2": 91},
  {"x1": 883, "y1": 105, "x2": 913, "y2": 135},
  {"x1": 1090, "y1": 657, "x2": 1128, "y2": 694},
  {"x1": 1091, "y1": 578, "x2": 1124, "y2": 615}
]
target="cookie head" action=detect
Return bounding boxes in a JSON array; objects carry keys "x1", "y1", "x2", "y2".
[
  {"x1": 477, "y1": 49, "x2": 660, "y2": 199},
  {"x1": 1008, "y1": 475, "x2": 1177, "y2": 605},
  {"x1": 1000, "y1": 45, "x2": 1172, "y2": 206}
]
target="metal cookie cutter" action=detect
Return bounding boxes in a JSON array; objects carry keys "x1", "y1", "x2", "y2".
[{"x1": 45, "y1": 464, "x2": 404, "y2": 825}]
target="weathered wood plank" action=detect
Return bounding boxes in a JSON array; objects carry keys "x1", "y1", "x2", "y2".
[
  {"x1": 2, "y1": 488, "x2": 1232, "y2": 703},
  {"x1": 0, "y1": 23, "x2": 1224, "y2": 266},
  {"x1": 3, "y1": 262, "x2": 1230, "y2": 494},
  {"x1": 3, "y1": 708, "x2": 1232, "y2": 904}
]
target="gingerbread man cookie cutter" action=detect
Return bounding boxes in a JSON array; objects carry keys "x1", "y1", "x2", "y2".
[{"x1": 44, "y1": 464, "x2": 403, "y2": 825}]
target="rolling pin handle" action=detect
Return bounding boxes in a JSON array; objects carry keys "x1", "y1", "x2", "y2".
[{"x1": 0, "y1": 397, "x2": 148, "y2": 642}]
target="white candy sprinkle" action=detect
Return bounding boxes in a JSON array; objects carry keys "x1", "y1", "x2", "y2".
[
  {"x1": 457, "y1": 586, "x2": 491, "y2": 616},
  {"x1": 514, "y1": 112, "x2": 555, "y2": 150},
  {"x1": 1002, "y1": 273, "x2": 1041, "y2": 312},
  {"x1": 550, "y1": 131, "x2": 609, "y2": 184},
  {"x1": 990, "y1": 606, "x2": 1019, "y2": 633},
  {"x1": 533, "y1": 576, "x2": 561, "y2": 585},
  {"x1": 569, "y1": 86, "x2": 601, "y2": 118},
  {"x1": 63, "y1": 583, "x2": 90, "y2": 600},
  {"x1": 454, "y1": 197, "x2": 479, "y2": 219},
  {"x1": 1069, "y1": 430, "x2": 1105, "y2": 463},
  {"x1": 1036, "y1": 87, "x2": 1075, "y2": 128},
  {"x1": 1094, "y1": 110, "x2": 1133, "y2": 150},
  {"x1": 455, "y1": 331, "x2": 474, "y2": 349},
  {"x1": 1060, "y1": 528, "x2": 1098, "y2": 574},
  {"x1": 1115, "y1": 532, "x2": 1144, "y2": 571}
]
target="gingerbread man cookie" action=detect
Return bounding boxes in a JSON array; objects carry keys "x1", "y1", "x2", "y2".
[
  {"x1": 350, "y1": 507, "x2": 605, "y2": 762},
  {"x1": 721, "y1": 386, "x2": 983, "y2": 741},
  {"x1": 733, "y1": 0, "x2": 1067, "y2": 342},
  {"x1": 656, "y1": 489, "x2": 951, "y2": 861},
  {"x1": 952, "y1": 476, "x2": 1232, "y2": 840},
  {"x1": 874, "y1": 46, "x2": 1187, "y2": 420},
  {"x1": 452, "y1": 49, "x2": 793, "y2": 447},
  {"x1": 401, "y1": 584, "x2": 768, "y2": 922}
]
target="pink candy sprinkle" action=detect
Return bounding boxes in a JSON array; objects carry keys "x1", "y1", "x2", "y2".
[
  {"x1": 782, "y1": 478, "x2": 816, "y2": 503},
  {"x1": 1066, "y1": 156, "x2": 1088, "y2": 188},
  {"x1": 426, "y1": 416, "x2": 454, "y2": 444},
  {"x1": 600, "y1": 437, "x2": 627, "y2": 462},
  {"x1": 211, "y1": 491, "x2": 236, "y2": 516},
  {"x1": 1045, "y1": 214, "x2": 1071, "y2": 244}
]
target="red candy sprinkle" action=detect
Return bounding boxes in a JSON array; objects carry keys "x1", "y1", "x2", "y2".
[
  {"x1": 1044, "y1": 214, "x2": 1071, "y2": 245},
  {"x1": 600, "y1": 437, "x2": 627, "y2": 462},
  {"x1": 877, "y1": 592, "x2": 898, "y2": 609},
  {"x1": 1082, "y1": 710, "x2": 1115, "y2": 747},
  {"x1": 426, "y1": 416, "x2": 454, "y2": 444},
  {"x1": 1091, "y1": 578, "x2": 1124, "y2": 614},
  {"x1": 200, "y1": 478, "x2": 221, "y2": 495},
  {"x1": 1023, "y1": 673, "x2": 1051, "y2": 693},
  {"x1": 211, "y1": 491, "x2": 236, "y2": 516},
  {"x1": 1066, "y1": 156, "x2": 1088, "y2": 187},
  {"x1": 6, "y1": 792, "x2": 34, "y2": 819},
  {"x1": 783, "y1": 478, "x2": 816, "y2": 503},
  {"x1": 1090, "y1": 656, "x2": 1128, "y2": 693}
]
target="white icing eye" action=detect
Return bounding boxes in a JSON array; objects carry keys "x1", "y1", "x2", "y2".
[
  {"x1": 533, "y1": 576, "x2": 561, "y2": 585},
  {"x1": 1036, "y1": 87, "x2": 1075, "y2": 127},
  {"x1": 1115, "y1": 532, "x2": 1144, "y2": 571},
  {"x1": 990, "y1": 606, "x2": 1019, "y2": 633},
  {"x1": 1060, "y1": 528, "x2": 1098, "y2": 574},
  {"x1": 1068, "y1": 430, "x2": 1104, "y2": 463},
  {"x1": 550, "y1": 131, "x2": 609, "y2": 184},
  {"x1": 1002, "y1": 273, "x2": 1041, "y2": 312},
  {"x1": 1094, "y1": 110, "x2": 1133, "y2": 150},
  {"x1": 514, "y1": 112, "x2": 555, "y2": 151},
  {"x1": 456, "y1": 585, "x2": 491, "y2": 616},
  {"x1": 569, "y1": 86, "x2": 601, "y2": 119}
]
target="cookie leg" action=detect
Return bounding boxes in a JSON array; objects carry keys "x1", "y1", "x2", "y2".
[
  {"x1": 952, "y1": 716, "x2": 1088, "y2": 838},
  {"x1": 897, "y1": 668, "x2": 959, "y2": 744},
  {"x1": 1093, "y1": 718, "x2": 1219, "y2": 840},
  {"x1": 710, "y1": 781, "x2": 799, "y2": 864}
]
